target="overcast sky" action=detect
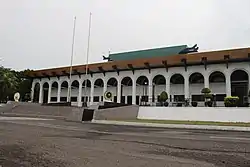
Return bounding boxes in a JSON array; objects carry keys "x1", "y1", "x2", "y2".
[{"x1": 1, "y1": 0, "x2": 250, "y2": 70}]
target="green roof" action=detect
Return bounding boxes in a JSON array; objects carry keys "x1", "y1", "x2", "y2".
[{"x1": 109, "y1": 45, "x2": 187, "y2": 61}]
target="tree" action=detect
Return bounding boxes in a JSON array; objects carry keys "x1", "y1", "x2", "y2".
[
  {"x1": 159, "y1": 91, "x2": 168, "y2": 106},
  {"x1": 201, "y1": 88, "x2": 212, "y2": 107},
  {"x1": 0, "y1": 67, "x2": 32, "y2": 102}
]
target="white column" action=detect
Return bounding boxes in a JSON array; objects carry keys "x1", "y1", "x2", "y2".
[
  {"x1": 204, "y1": 74, "x2": 209, "y2": 89},
  {"x1": 78, "y1": 82, "x2": 83, "y2": 107},
  {"x1": 47, "y1": 82, "x2": 52, "y2": 103},
  {"x1": 117, "y1": 79, "x2": 121, "y2": 103},
  {"x1": 125, "y1": 95, "x2": 128, "y2": 104},
  {"x1": 39, "y1": 83, "x2": 43, "y2": 104},
  {"x1": 226, "y1": 71, "x2": 231, "y2": 97},
  {"x1": 57, "y1": 83, "x2": 61, "y2": 102},
  {"x1": 31, "y1": 83, "x2": 35, "y2": 102},
  {"x1": 132, "y1": 78, "x2": 136, "y2": 105},
  {"x1": 90, "y1": 82, "x2": 94, "y2": 105},
  {"x1": 103, "y1": 81, "x2": 107, "y2": 95},
  {"x1": 184, "y1": 75, "x2": 189, "y2": 99},
  {"x1": 165, "y1": 76, "x2": 170, "y2": 96},
  {"x1": 67, "y1": 81, "x2": 70, "y2": 102},
  {"x1": 148, "y1": 78, "x2": 152, "y2": 105}
]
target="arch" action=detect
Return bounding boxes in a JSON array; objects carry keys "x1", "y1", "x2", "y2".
[
  {"x1": 82, "y1": 79, "x2": 91, "y2": 87},
  {"x1": 209, "y1": 71, "x2": 225, "y2": 83},
  {"x1": 94, "y1": 78, "x2": 104, "y2": 87},
  {"x1": 43, "y1": 82, "x2": 49, "y2": 88},
  {"x1": 170, "y1": 74, "x2": 184, "y2": 84},
  {"x1": 107, "y1": 77, "x2": 118, "y2": 87},
  {"x1": 93, "y1": 78, "x2": 104, "y2": 102},
  {"x1": 50, "y1": 81, "x2": 59, "y2": 102},
  {"x1": 106, "y1": 78, "x2": 118, "y2": 102},
  {"x1": 61, "y1": 81, "x2": 69, "y2": 88},
  {"x1": 170, "y1": 74, "x2": 184, "y2": 102},
  {"x1": 71, "y1": 80, "x2": 79, "y2": 88},
  {"x1": 33, "y1": 82, "x2": 40, "y2": 103},
  {"x1": 231, "y1": 69, "x2": 249, "y2": 106},
  {"x1": 121, "y1": 76, "x2": 133, "y2": 86},
  {"x1": 136, "y1": 76, "x2": 149, "y2": 85},
  {"x1": 42, "y1": 82, "x2": 49, "y2": 103},
  {"x1": 153, "y1": 75, "x2": 166, "y2": 85},
  {"x1": 121, "y1": 76, "x2": 133, "y2": 104},
  {"x1": 189, "y1": 72, "x2": 204, "y2": 84},
  {"x1": 136, "y1": 76, "x2": 149, "y2": 105},
  {"x1": 152, "y1": 75, "x2": 166, "y2": 103},
  {"x1": 69, "y1": 80, "x2": 79, "y2": 102},
  {"x1": 231, "y1": 70, "x2": 249, "y2": 82},
  {"x1": 82, "y1": 79, "x2": 91, "y2": 103},
  {"x1": 60, "y1": 81, "x2": 69, "y2": 102},
  {"x1": 52, "y1": 81, "x2": 59, "y2": 88}
]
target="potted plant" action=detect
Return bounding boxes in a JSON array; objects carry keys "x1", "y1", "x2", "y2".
[
  {"x1": 201, "y1": 88, "x2": 212, "y2": 107},
  {"x1": 224, "y1": 96, "x2": 239, "y2": 107},
  {"x1": 191, "y1": 101, "x2": 198, "y2": 107},
  {"x1": 159, "y1": 91, "x2": 168, "y2": 107}
]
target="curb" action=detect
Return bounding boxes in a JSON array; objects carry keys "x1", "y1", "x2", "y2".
[{"x1": 92, "y1": 120, "x2": 250, "y2": 132}]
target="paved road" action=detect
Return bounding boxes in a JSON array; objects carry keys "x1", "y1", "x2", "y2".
[{"x1": 0, "y1": 117, "x2": 250, "y2": 167}]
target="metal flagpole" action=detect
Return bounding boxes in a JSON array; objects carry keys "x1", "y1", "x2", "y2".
[
  {"x1": 84, "y1": 12, "x2": 92, "y2": 107},
  {"x1": 67, "y1": 16, "x2": 77, "y2": 103}
]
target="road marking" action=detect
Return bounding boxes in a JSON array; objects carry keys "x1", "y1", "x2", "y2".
[
  {"x1": 0, "y1": 116, "x2": 52, "y2": 121},
  {"x1": 210, "y1": 136, "x2": 250, "y2": 141},
  {"x1": 154, "y1": 131, "x2": 189, "y2": 134}
]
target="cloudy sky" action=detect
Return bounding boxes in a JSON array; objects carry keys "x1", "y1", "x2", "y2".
[{"x1": 1, "y1": 0, "x2": 250, "y2": 70}]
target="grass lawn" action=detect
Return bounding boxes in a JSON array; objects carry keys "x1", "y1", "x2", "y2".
[{"x1": 123, "y1": 119, "x2": 250, "y2": 127}]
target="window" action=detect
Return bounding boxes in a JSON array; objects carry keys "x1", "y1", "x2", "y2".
[
  {"x1": 93, "y1": 96, "x2": 99, "y2": 102},
  {"x1": 81, "y1": 96, "x2": 88, "y2": 102},
  {"x1": 60, "y1": 97, "x2": 67, "y2": 101},
  {"x1": 215, "y1": 94, "x2": 226, "y2": 101},
  {"x1": 136, "y1": 96, "x2": 140, "y2": 105},
  {"x1": 114, "y1": 96, "x2": 117, "y2": 102},
  {"x1": 121, "y1": 96, "x2": 125, "y2": 103},
  {"x1": 71, "y1": 97, "x2": 77, "y2": 102},
  {"x1": 141, "y1": 96, "x2": 148, "y2": 102},
  {"x1": 51, "y1": 97, "x2": 57, "y2": 102},
  {"x1": 192, "y1": 95, "x2": 204, "y2": 102},
  {"x1": 173, "y1": 95, "x2": 185, "y2": 102},
  {"x1": 127, "y1": 96, "x2": 132, "y2": 104}
]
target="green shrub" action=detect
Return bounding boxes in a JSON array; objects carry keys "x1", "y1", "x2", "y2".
[
  {"x1": 224, "y1": 96, "x2": 239, "y2": 107},
  {"x1": 159, "y1": 91, "x2": 168, "y2": 102},
  {"x1": 201, "y1": 88, "x2": 211, "y2": 94}
]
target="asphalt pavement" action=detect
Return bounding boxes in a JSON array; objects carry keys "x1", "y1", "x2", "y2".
[{"x1": 0, "y1": 117, "x2": 250, "y2": 167}]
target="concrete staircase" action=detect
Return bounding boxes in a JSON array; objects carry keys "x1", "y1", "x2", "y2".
[{"x1": 0, "y1": 102, "x2": 83, "y2": 121}]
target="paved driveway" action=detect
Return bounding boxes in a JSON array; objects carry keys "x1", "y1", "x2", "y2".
[{"x1": 0, "y1": 117, "x2": 250, "y2": 167}]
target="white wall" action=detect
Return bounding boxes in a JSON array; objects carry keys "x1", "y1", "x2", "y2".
[{"x1": 138, "y1": 107, "x2": 250, "y2": 122}]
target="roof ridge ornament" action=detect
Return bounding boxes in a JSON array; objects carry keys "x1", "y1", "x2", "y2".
[{"x1": 179, "y1": 44, "x2": 199, "y2": 54}]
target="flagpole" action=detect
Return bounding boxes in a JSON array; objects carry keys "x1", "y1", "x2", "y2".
[
  {"x1": 67, "y1": 16, "x2": 76, "y2": 103},
  {"x1": 84, "y1": 12, "x2": 92, "y2": 107}
]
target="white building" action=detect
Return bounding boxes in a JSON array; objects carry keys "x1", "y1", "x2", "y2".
[{"x1": 28, "y1": 45, "x2": 250, "y2": 107}]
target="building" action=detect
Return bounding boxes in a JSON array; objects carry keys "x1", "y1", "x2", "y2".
[{"x1": 28, "y1": 45, "x2": 250, "y2": 107}]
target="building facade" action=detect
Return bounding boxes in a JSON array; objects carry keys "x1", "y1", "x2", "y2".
[{"x1": 29, "y1": 46, "x2": 250, "y2": 107}]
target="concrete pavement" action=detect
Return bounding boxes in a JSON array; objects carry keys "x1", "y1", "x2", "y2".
[{"x1": 1, "y1": 117, "x2": 250, "y2": 166}]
